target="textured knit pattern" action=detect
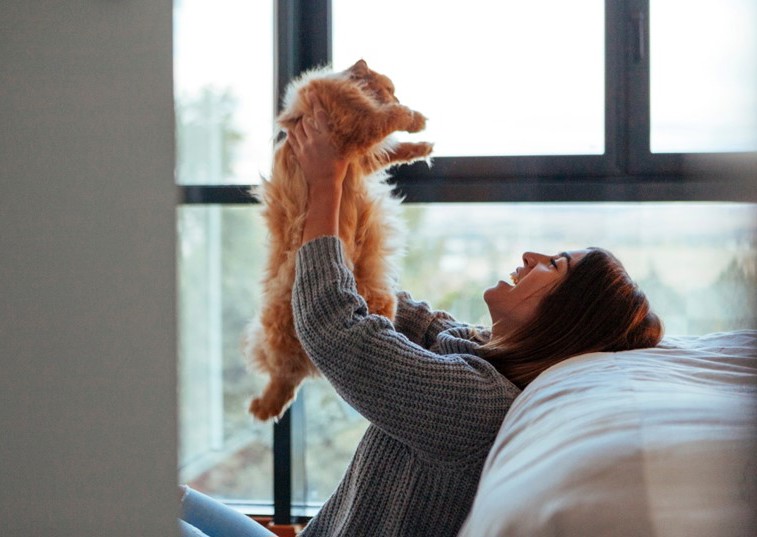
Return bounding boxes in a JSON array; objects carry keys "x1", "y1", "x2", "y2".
[{"x1": 292, "y1": 236, "x2": 521, "y2": 537}]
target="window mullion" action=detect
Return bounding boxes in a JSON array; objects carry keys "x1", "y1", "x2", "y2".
[
  {"x1": 625, "y1": 0, "x2": 660, "y2": 174},
  {"x1": 272, "y1": 0, "x2": 331, "y2": 525},
  {"x1": 606, "y1": 0, "x2": 627, "y2": 175}
]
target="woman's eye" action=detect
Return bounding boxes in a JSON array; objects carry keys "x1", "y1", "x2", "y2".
[{"x1": 550, "y1": 258, "x2": 558, "y2": 269}]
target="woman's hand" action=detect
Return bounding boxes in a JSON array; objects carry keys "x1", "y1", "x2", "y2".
[
  {"x1": 288, "y1": 96, "x2": 348, "y2": 196},
  {"x1": 288, "y1": 94, "x2": 349, "y2": 243}
]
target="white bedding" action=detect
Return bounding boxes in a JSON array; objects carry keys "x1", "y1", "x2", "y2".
[{"x1": 458, "y1": 330, "x2": 757, "y2": 537}]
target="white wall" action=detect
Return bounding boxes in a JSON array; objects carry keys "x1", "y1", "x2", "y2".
[{"x1": 0, "y1": 1, "x2": 178, "y2": 535}]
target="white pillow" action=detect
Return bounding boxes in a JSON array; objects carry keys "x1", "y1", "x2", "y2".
[{"x1": 458, "y1": 330, "x2": 757, "y2": 537}]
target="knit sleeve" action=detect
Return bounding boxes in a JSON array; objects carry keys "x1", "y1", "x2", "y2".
[
  {"x1": 393, "y1": 292, "x2": 463, "y2": 349},
  {"x1": 292, "y1": 236, "x2": 516, "y2": 463}
]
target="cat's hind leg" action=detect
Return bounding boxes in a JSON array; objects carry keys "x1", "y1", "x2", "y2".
[
  {"x1": 249, "y1": 373, "x2": 300, "y2": 421},
  {"x1": 246, "y1": 291, "x2": 316, "y2": 421}
]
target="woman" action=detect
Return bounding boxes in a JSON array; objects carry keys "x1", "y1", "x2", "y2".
[{"x1": 179, "y1": 104, "x2": 663, "y2": 537}]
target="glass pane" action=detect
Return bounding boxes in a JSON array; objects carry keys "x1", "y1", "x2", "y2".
[
  {"x1": 179, "y1": 201, "x2": 755, "y2": 509},
  {"x1": 177, "y1": 205, "x2": 273, "y2": 508},
  {"x1": 650, "y1": 0, "x2": 757, "y2": 153},
  {"x1": 332, "y1": 0, "x2": 605, "y2": 157},
  {"x1": 397, "y1": 202, "x2": 756, "y2": 333},
  {"x1": 299, "y1": 380, "x2": 369, "y2": 514},
  {"x1": 174, "y1": 0, "x2": 274, "y2": 185}
]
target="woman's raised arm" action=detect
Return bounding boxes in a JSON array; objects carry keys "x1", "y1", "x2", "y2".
[{"x1": 287, "y1": 95, "x2": 348, "y2": 244}]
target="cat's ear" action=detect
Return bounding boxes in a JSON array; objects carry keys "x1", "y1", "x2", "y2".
[
  {"x1": 348, "y1": 59, "x2": 369, "y2": 77},
  {"x1": 277, "y1": 110, "x2": 300, "y2": 132}
]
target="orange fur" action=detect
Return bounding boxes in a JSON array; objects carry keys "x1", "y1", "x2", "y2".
[{"x1": 243, "y1": 60, "x2": 433, "y2": 421}]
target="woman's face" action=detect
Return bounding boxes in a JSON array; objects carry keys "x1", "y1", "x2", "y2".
[{"x1": 484, "y1": 249, "x2": 589, "y2": 337}]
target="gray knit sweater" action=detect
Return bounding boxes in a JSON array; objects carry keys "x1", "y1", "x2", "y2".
[{"x1": 293, "y1": 237, "x2": 521, "y2": 537}]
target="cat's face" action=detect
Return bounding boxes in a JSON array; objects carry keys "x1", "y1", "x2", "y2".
[{"x1": 346, "y1": 59, "x2": 400, "y2": 105}]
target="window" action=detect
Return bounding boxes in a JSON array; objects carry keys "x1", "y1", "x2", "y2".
[
  {"x1": 178, "y1": 202, "x2": 757, "y2": 515},
  {"x1": 174, "y1": 0, "x2": 274, "y2": 185},
  {"x1": 176, "y1": 0, "x2": 757, "y2": 522},
  {"x1": 649, "y1": 0, "x2": 757, "y2": 154},
  {"x1": 333, "y1": 0, "x2": 605, "y2": 157}
]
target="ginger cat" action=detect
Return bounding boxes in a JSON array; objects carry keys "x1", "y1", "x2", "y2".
[{"x1": 243, "y1": 60, "x2": 433, "y2": 421}]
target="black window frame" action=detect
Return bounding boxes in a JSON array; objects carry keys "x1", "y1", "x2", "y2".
[{"x1": 180, "y1": 0, "x2": 756, "y2": 523}]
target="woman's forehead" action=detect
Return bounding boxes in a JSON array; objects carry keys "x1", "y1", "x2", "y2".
[{"x1": 561, "y1": 248, "x2": 591, "y2": 264}]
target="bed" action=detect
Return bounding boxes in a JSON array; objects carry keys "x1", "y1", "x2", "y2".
[{"x1": 458, "y1": 330, "x2": 757, "y2": 537}]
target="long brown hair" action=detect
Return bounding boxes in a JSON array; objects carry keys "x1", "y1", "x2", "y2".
[{"x1": 482, "y1": 248, "x2": 663, "y2": 389}]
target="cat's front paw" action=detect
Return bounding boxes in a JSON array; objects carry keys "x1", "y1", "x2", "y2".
[
  {"x1": 415, "y1": 141, "x2": 434, "y2": 158},
  {"x1": 406, "y1": 110, "x2": 427, "y2": 133}
]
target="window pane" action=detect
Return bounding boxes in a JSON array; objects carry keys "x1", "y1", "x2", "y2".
[
  {"x1": 650, "y1": 0, "x2": 757, "y2": 153},
  {"x1": 332, "y1": 0, "x2": 605, "y2": 157},
  {"x1": 397, "y1": 202, "x2": 756, "y2": 334},
  {"x1": 178, "y1": 205, "x2": 273, "y2": 508},
  {"x1": 179, "y1": 201, "x2": 755, "y2": 509},
  {"x1": 174, "y1": 0, "x2": 273, "y2": 185}
]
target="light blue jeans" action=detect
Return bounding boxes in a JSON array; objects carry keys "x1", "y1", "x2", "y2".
[{"x1": 178, "y1": 486, "x2": 276, "y2": 537}]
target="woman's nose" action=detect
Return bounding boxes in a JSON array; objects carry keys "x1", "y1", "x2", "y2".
[{"x1": 522, "y1": 252, "x2": 547, "y2": 267}]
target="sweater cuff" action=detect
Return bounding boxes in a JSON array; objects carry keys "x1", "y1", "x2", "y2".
[
  {"x1": 298, "y1": 235, "x2": 345, "y2": 267},
  {"x1": 394, "y1": 292, "x2": 460, "y2": 348}
]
